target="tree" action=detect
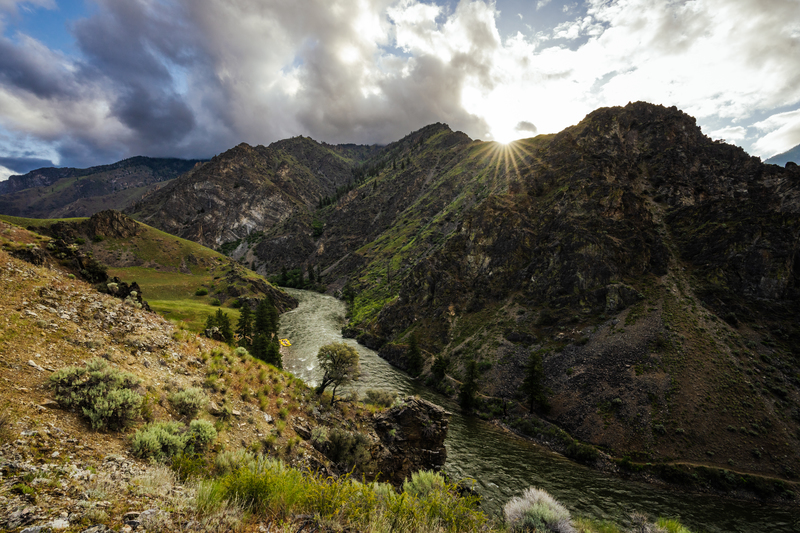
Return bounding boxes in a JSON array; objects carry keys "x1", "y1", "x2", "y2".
[
  {"x1": 254, "y1": 297, "x2": 278, "y2": 339},
  {"x1": 236, "y1": 304, "x2": 253, "y2": 346},
  {"x1": 521, "y1": 350, "x2": 548, "y2": 413},
  {"x1": 406, "y1": 334, "x2": 423, "y2": 377},
  {"x1": 431, "y1": 355, "x2": 450, "y2": 382},
  {"x1": 459, "y1": 360, "x2": 479, "y2": 411},
  {"x1": 215, "y1": 309, "x2": 233, "y2": 344},
  {"x1": 316, "y1": 342, "x2": 361, "y2": 404}
]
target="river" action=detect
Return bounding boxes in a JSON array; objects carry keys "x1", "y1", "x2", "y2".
[{"x1": 278, "y1": 288, "x2": 799, "y2": 532}]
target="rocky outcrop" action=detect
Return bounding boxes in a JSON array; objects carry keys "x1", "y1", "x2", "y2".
[{"x1": 371, "y1": 396, "x2": 449, "y2": 485}]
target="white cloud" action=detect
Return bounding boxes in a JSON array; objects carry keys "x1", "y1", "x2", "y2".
[
  {"x1": 0, "y1": 0, "x2": 799, "y2": 164},
  {"x1": 0, "y1": 164, "x2": 15, "y2": 181},
  {"x1": 752, "y1": 109, "x2": 800, "y2": 158},
  {"x1": 706, "y1": 125, "x2": 747, "y2": 142}
]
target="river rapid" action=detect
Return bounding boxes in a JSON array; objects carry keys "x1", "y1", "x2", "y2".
[{"x1": 278, "y1": 288, "x2": 799, "y2": 533}]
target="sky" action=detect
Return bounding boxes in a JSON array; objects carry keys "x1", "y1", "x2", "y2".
[{"x1": 1, "y1": 0, "x2": 799, "y2": 181}]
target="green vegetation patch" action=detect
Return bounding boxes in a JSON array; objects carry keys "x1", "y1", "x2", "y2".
[{"x1": 49, "y1": 358, "x2": 142, "y2": 430}]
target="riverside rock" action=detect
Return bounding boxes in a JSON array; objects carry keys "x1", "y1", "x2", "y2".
[{"x1": 372, "y1": 396, "x2": 449, "y2": 485}]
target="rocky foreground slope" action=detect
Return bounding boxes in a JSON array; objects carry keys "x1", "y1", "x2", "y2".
[
  {"x1": 120, "y1": 102, "x2": 800, "y2": 484},
  {"x1": 0, "y1": 220, "x2": 451, "y2": 532}
]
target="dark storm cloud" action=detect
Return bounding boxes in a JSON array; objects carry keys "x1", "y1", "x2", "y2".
[
  {"x1": 0, "y1": 156, "x2": 53, "y2": 173},
  {"x1": 0, "y1": 37, "x2": 77, "y2": 99}
]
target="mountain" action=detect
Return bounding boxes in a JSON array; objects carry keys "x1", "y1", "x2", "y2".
[
  {"x1": 127, "y1": 102, "x2": 800, "y2": 483},
  {"x1": 0, "y1": 156, "x2": 203, "y2": 218},
  {"x1": 765, "y1": 143, "x2": 800, "y2": 166}
]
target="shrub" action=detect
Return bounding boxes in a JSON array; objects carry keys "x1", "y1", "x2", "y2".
[
  {"x1": 214, "y1": 449, "x2": 257, "y2": 475},
  {"x1": 131, "y1": 419, "x2": 216, "y2": 461},
  {"x1": 504, "y1": 486, "x2": 576, "y2": 533},
  {"x1": 195, "y1": 287, "x2": 209, "y2": 296},
  {"x1": 185, "y1": 419, "x2": 217, "y2": 453},
  {"x1": 364, "y1": 389, "x2": 398, "y2": 407},
  {"x1": 49, "y1": 358, "x2": 141, "y2": 430},
  {"x1": 131, "y1": 421, "x2": 188, "y2": 461},
  {"x1": 210, "y1": 298, "x2": 221, "y2": 306},
  {"x1": 324, "y1": 428, "x2": 372, "y2": 472},
  {"x1": 402, "y1": 470, "x2": 447, "y2": 498},
  {"x1": 168, "y1": 387, "x2": 209, "y2": 417}
]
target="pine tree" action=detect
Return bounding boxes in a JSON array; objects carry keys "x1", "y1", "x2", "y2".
[
  {"x1": 406, "y1": 334, "x2": 423, "y2": 377},
  {"x1": 215, "y1": 309, "x2": 233, "y2": 344},
  {"x1": 265, "y1": 340, "x2": 283, "y2": 369},
  {"x1": 459, "y1": 360, "x2": 479, "y2": 411},
  {"x1": 236, "y1": 304, "x2": 252, "y2": 346},
  {"x1": 521, "y1": 350, "x2": 548, "y2": 413},
  {"x1": 307, "y1": 263, "x2": 315, "y2": 283},
  {"x1": 204, "y1": 313, "x2": 216, "y2": 333}
]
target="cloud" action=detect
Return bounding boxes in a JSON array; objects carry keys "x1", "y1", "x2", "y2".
[
  {"x1": 752, "y1": 109, "x2": 800, "y2": 158},
  {"x1": 0, "y1": 0, "x2": 799, "y2": 167},
  {"x1": 0, "y1": 155, "x2": 52, "y2": 173},
  {"x1": 515, "y1": 120, "x2": 537, "y2": 134},
  {"x1": 0, "y1": 164, "x2": 15, "y2": 181},
  {"x1": 706, "y1": 126, "x2": 747, "y2": 142}
]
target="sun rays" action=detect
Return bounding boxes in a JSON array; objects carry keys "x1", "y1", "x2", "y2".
[{"x1": 470, "y1": 137, "x2": 540, "y2": 196}]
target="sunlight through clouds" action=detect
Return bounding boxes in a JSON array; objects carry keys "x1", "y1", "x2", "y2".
[{"x1": 0, "y1": 0, "x2": 799, "y2": 167}]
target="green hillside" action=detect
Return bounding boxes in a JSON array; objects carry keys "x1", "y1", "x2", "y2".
[{"x1": 0, "y1": 211, "x2": 294, "y2": 332}]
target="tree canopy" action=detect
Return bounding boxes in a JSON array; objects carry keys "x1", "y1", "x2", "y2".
[{"x1": 316, "y1": 342, "x2": 361, "y2": 404}]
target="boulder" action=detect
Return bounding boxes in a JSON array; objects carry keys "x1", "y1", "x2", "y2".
[{"x1": 371, "y1": 396, "x2": 449, "y2": 485}]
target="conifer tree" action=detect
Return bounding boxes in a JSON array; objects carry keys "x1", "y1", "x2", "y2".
[
  {"x1": 521, "y1": 350, "x2": 548, "y2": 413},
  {"x1": 215, "y1": 309, "x2": 233, "y2": 344},
  {"x1": 459, "y1": 360, "x2": 479, "y2": 411},
  {"x1": 406, "y1": 334, "x2": 423, "y2": 377},
  {"x1": 236, "y1": 304, "x2": 252, "y2": 346}
]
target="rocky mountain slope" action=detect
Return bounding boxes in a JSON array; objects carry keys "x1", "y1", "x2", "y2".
[
  {"x1": 125, "y1": 138, "x2": 379, "y2": 252},
  {"x1": 0, "y1": 157, "x2": 203, "y2": 219},
  {"x1": 124, "y1": 102, "x2": 800, "y2": 485}
]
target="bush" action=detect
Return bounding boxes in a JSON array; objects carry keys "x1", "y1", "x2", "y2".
[
  {"x1": 131, "y1": 421, "x2": 188, "y2": 461},
  {"x1": 168, "y1": 387, "x2": 209, "y2": 417},
  {"x1": 131, "y1": 419, "x2": 216, "y2": 461},
  {"x1": 364, "y1": 389, "x2": 398, "y2": 407},
  {"x1": 504, "y1": 486, "x2": 576, "y2": 533},
  {"x1": 49, "y1": 358, "x2": 141, "y2": 430},
  {"x1": 402, "y1": 470, "x2": 447, "y2": 497},
  {"x1": 187, "y1": 419, "x2": 218, "y2": 450},
  {"x1": 210, "y1": 298, "x2": 221, "y2": 306},
  {"x1": 195, "y1": 287, "x2": 209, "y2": 296},
  {"x1": 324, "y1": 428, "x2": 372, "y2": 472}
]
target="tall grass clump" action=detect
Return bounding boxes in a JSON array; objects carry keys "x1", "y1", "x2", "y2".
[
  {"x1": 168, "y1": 387, "x2": 209, "y2": 417},
  {"x1": 49, "y1": 358, "x2": 141, "y2": 430},
  {"x1": 504, "y1": 486, "x2": 576, "y2": 533}
]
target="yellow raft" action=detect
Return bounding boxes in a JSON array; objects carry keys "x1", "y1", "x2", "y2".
[{"x1": 279, "y1": 338, "x2": 291, "y2": 347}]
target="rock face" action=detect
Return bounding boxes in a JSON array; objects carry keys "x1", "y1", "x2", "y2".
[
  {"x1": 371, "y1": 397, "x2": 449, "y2": 485},
  {"x1": 126, "y1": 139, "x2": 378, "y2": 256}
]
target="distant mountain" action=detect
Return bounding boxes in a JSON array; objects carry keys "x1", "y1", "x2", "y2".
[
  {"x1": 765, "y1": 143, "x2": 800, "y2": 166},
  {"x1": 0, "y1": 156, "x2": 204, "y2": 218}
]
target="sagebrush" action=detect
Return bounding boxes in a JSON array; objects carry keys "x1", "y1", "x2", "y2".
[{"x1": 49, "y1": 358, "x2": 142, "y2": 430}]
